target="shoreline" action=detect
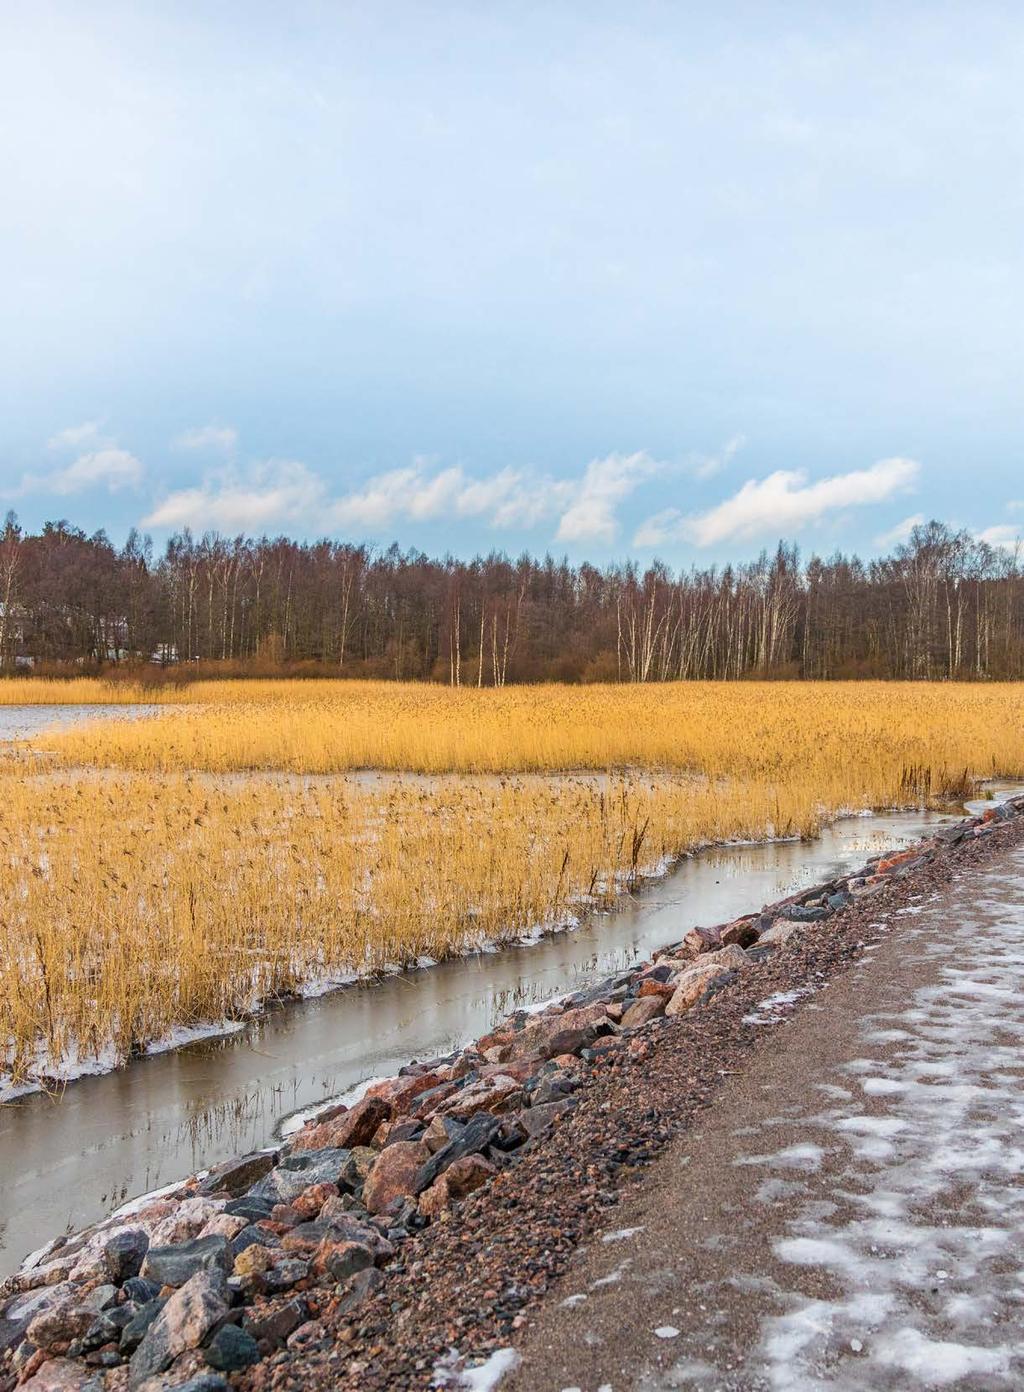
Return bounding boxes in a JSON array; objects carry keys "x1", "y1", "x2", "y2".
[{"x1": 2, "y1": 794, "x2": 1020, "y2": 1390}]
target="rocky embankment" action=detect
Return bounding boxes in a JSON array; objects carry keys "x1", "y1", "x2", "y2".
[{"x1": 2, "y1": 796, "x2": 1022, "y2": 1392}]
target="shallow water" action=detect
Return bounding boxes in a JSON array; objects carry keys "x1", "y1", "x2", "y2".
[
  {"x1": 0, "y1": 703, "x2": 166, "y2": 743},
  {"x1": 1, "y1": 797, "x2": 1002, "y2": 1277}
]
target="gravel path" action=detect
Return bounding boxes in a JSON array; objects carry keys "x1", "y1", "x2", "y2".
[
  {"x1": 508, "y1": 839, "x2": 1024, "y2": 1390},
  {"x1": 243, "y1": 815, "x2": 1024, "y2": 1392}
]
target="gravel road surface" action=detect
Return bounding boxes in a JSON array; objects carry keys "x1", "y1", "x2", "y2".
[{"x1": 510, "y1": 845, "x2": 1024, "y2": 1390}]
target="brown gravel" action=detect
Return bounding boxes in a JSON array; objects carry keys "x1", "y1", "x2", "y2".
[{"x1": 240, "y1": 812, "x2": 1024, "y2": 1392}]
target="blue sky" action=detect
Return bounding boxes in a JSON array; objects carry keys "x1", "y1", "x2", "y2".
[{"x1": 1, "y1": 1, "x2": 1022, "y2": 562}]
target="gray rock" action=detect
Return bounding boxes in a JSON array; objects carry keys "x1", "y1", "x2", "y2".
[
  {"x1": 119, "y1": 1299, "x2": 168, "y2": 1354},
  {"x1": 102, "y1": 1229, "x2": 150, "y2": 1283},
  {"x1": 249, "y1": 1148, "x2": 353, "y2": 1204},
  {"x1": 140, "y1": 1234, "x2": 230, "y2": 1288},
  {"x1": 203, "y1": 1322, "x2": 260, "y2": 1370},
  {"x1": 321, "y1": 1240, "x2": 375, "y2": 1281},
  {"x1": 230, "y1": 1224, "x2": 280, "y2": 1257},
  {"x1": 223, "y1": 1195, "x2": 276, "y2": 1222},
  {"x1": 78, "y1": 1304, "x2": 134, "y2": 1352},
  {"x1": 518, "y1": 1098, "x2": 575, "y2": 1139},
  {"x1": 122, "y1": 1278, "x2": 161, "y2": 1305},
  {"x1": 129, "y1": 1268, "x2": 229, "y2": 1387},
  {"x1": 198, "y1": 1151, "x2": 278, "y2": 1198},
  {"x1": 175, "y1": 1378, "x2": 229, "y2": 1392},
  {"x1": 262, "y1": 1259, "x2": 309, "y2": 1294},
  {"x1": 243, "y1": 1296, "x2": 306, "y2": 1345},
  {"x1": 756, "y1": 920, "x2": 802, "y2": 948},
  {"x1": 779, "y1": 903, "x2": 830, "y2": 923}
]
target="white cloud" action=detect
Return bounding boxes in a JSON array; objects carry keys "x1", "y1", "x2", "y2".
[
  {"x1": 555, "y1": 451, "x2": 656, "y2": 543},
  {"x1": 875, "y1": 512, "x2": 926, "y2": 548},
  {"x1": 46, "y1": 421, "x2": 104, "y2": 451},
  {"x1": 145, "y1": 454, "x2": 638, "y2": 541},
  {"x1": 634, "y1": 457, "x2": 920, "y2": 548},
  {"x1": 143, "y1": 459, "x2": 324, "y2": 530},
  {"x1": 6, "y1": 422, "x2": 144, "y2": 497},
  {"x1": 174, "y1": 424, "x2": 238, "y2": 455},
  {"x1": 43, "y1": 448, "x2": 144, "y2": 495},
  {"x1": 976, "y1": 524, "x2": 1022, "y2": 552},
  {"x1": 691, "y1": 433, "x2": 746, "y2": 480}
]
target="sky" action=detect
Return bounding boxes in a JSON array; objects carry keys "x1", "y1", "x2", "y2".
[{"x1": 1, "y1": 1, "x2": 1023, "y2": 565}]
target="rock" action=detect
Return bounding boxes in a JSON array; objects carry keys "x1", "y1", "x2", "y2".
[
  {"x1": 620, "y1": 996, "x2": 666, "y2": 1029},
  {"x1": 197, "y1": 1214, "x2": 248, "y2": 1241},
  {"x1": 1, "y1": 1284, "x2": 75, "y2": 1353},
  {"x1": 367, "y1": 1070, "x2": 447, "y2": 1115},
  {"x1": 198, "y1": 1152, "x2": 277, "y2": 1198},
  {"x1": 756, "y1": 920, "x2": 802, "y2": 948},
  {"x1": 877, "y1": 847, "x2": 924, "y2": 874},
  {"x1": 229, "y1": 1224, "x2": 279, "y2": 1259},
  {"x1": 720, "y1": 916, "x2": 759, "y2": 948},
  {"x1": 290, "y1": 1095, "x2": 392, "y2": 1152},
  {"x1": 27, "y1": 1302, "x2": 98, "y2": 1350},
  {"x1": 415, "y1": 1111, "x2": 502, "y2": 1193},
  {"x1": 409, "y1": 1080, "x2": 460, "y2": 1118},
  {"x1": 279, "y1": 1221, "x2": 335, "y2": 1256},
  {"x1": 699, "y1": 943, "x2": 749, "y2": 970},
  {"x1": 286, "y1": 1319, "x2": 326, "y2": 1352},
  {"x1": 251, "y1": 1149, "x2": 353, "y2": 1204},
  {"x1": 78, "y1": 1304, "x2": 133, "y2": 1353},
  {"x1": 149, "y1": 1197, "x2": 221, "y2": 1247},
  {"x1": 172, "y1": 1378, "x2": 228, "y2": 1392},
  {"x1": 422, "y1": 1115, "x2": 461, "y2": 1154},
  {"x1": 223, "y1": 1195, "x2": 275, "y2": 1222},
  {"x1": 680, "y1": 924, "x2": 723, "y2": 954},
  {"x1": 518, "y1": 1098, "x2": 575, "y2": 1138},
  {"x1": 340, "y1": 1147, "x2": 378, "y2": 1186},
  {"x1": 232, "y1": 1244, "x2": 273, "y2": 1279},
  {"x1": 119, "y1": 1300, "x2": 168, "y2": 1355},
  {"x1": 443, "y1": 1154, "x2": 496, "y2": 1198},
  {"x1": 637, "y1": 978, "x2": 675, "y2": 1000},
  {"x1": 243, "y1": 1297, "x2": 306, "y2": 1346},
  {"x1": 507, "y1": 1003, "x2": 613, "y2": 1061},
  {"x1": 778, "y1": 903, "x2": 829, "y2": 922},
  {"x1": 335, "y1": 1266, "x2": 383, "y2": 1316},
  {"x1": 316, "y1": 1240, "x2": 375, "y2": 1282},
  {"x1": 417, "y1": 1177, "x2": 452, "y2": 1218},
  {"x1": 262, "y1": 1260, "x2": 309, "y2": 1294},
  {"x1": 20, "y1": 1358, "x2": 92, "y2": 1390},
  {"x1": 437, "y1": 1074, "x2": 524, "y2": 1120},
  {"x1": 665, "y1": 961, "x2": 733, "y2": 1015},
  {"x1": 203, "y1": 1323, "x2": 260, "y2": 1371},
  {"x1": 362, "y1": 1140, "x2": 431, "y2": 1214},
  {"x1": 530, "y1": 1069, "x2": 579, "y2": 1105},
  {"x1": 380, "y1": 1119, "x2": 424, "y2": 1146},
  {"x1": 140, "y1": 1235, "x2": 230, "y2": 1288},
  {"x1": 129, "y1": 1269, "x2": 229, "y2": 1387},
  {"x1": 290, "y1": 1182, "x2": 339, "y2": 1221},
  {"x1": 102, "y1": 1229, "x2": 150, "y2": 1284}
]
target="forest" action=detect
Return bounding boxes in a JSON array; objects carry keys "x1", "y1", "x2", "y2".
[{"x1": 0, "y1": 512, "x2": 1021, "y2": 682}]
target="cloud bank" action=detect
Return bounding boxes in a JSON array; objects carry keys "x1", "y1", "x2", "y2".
[
  {"x1": 144, "y1": 452, "x2": 656, "y2": 542},
  {"x1": 635, "y1": 457, "x2": 920, "y2": 548}
]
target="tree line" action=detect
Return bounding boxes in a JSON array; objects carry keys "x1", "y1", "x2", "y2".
[{"x1": 0, "y1": 512, "x2": 1021, "y2": 682}]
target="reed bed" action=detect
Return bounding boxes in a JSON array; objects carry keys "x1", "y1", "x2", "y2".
[
  {"x1": 1, "y1": 679, "x2": 1023, "y2": 1090},
  {"x1": 20, "y1": 680, "x2": 1024, "y2": 790}
]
